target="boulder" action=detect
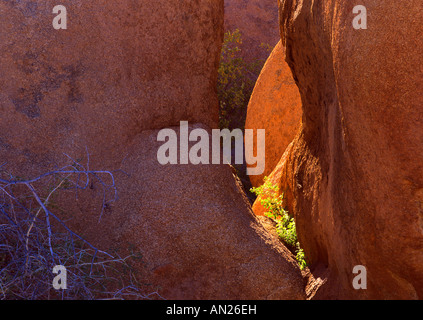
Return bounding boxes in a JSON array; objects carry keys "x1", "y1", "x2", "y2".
[
  {"x1": 279, "y1": 0, "x2": 423, "y2": 299},
  {"x1": 245, "y1": 40, "x2": 302, "y2": 188},
  {"x1": 0, "y1": 0, "x2": 307, "y2": 299},
  {"x1": 69, "y1": 124, "x2": 306, "y2": 299},
  {"x1": 0, "y1": 0, "x2": 223, "y2": 173}
]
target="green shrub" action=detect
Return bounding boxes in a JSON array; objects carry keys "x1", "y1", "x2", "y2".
[
  {"x1": 217, "y1": 30, "x2": 273, "y2": 202},
  {"x1": 217, "y1": 29, "x2": 269, "y2": 130},
  {"x1": 250, "y1": 177, "x2": 307, "y2": 270}
]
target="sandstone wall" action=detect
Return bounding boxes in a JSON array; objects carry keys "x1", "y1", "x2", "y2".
[{"x1": 279, "y1": 0, "x2": 423, "y2": 299}]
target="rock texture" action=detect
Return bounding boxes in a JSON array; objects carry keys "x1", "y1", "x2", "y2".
[
  {"x1": 0, "y1": 0, "x2": 222, "y2": 173},
  {"x1": 245, "y1": 40, "x2": 302, "y2": 188},
  {"x1": 69, "y1": 124, "x2": 306, "y2": 299},
  {"x1": 224, "y1": 0, "x2": 280, "y2": 62},
  {"x1": 279, "y1": 0, "x2": 423, "y2": 299},
  {"x1": 0, "y1": 0, "x2": 306, "y2": 299}
]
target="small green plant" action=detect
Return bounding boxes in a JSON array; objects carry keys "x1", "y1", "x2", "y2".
[
  {"x1": 250, "y1": 177, "x2": 307, "y2": 270},
  {"x1": 217, "y1": 30, "x2": 274, "y2": 202},
  {"x1": 217, "y1": 29, "x2": 269, "y2": 130},
  {"x1": 295, "y1": 246, "x2": 307, "y2": 271}
]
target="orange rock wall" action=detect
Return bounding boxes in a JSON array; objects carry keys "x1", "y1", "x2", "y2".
[
  {"x1": 245, "y1": 40, "x2": 302, "y2": 187},
  {"x1": 279, "y1": 0, "x2": 423, "y2": 299}
]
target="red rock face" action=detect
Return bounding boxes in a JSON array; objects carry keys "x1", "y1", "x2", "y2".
[
  {"x1": 245, "y1": 41, "x2": 302, "y2": 188},
  {"x1": 0, "y1": 0, "x2": 223, "y2": 173},
  {"x1": 224, "y1": 0, "x2": 280, "y2": 62},
  {"x1": 279, "y1": 0, "x2": 423, "y2": 299}
]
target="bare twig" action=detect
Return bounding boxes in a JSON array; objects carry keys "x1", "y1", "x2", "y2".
[{"x1": 0, "y1": 154, "x2": 162, "y2": 300}]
